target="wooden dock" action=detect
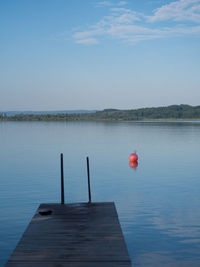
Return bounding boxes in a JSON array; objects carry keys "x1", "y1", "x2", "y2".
[{"x1": 5, "y1": 202, "x2": 132, "y2": 267}]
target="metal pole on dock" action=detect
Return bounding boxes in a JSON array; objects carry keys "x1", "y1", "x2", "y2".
[
  {"x1": 60, "y1": 153, "x2": 65, "y2": 204},
  {"x1": 87, "y1": 156, "x2": 91, "y2": 203}
]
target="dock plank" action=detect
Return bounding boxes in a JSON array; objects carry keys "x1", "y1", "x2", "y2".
[{"x1": 6, "y1": 202, "x2": 131, "y2": 267}]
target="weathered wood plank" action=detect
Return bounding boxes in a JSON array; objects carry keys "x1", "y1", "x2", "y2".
[{"x1": 5, "y1": 202, "x2": 131, "y2": 267}]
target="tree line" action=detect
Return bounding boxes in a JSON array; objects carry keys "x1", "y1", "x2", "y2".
[{"x1": 1, "y1": 105, "x2": 200, "y2": 121}]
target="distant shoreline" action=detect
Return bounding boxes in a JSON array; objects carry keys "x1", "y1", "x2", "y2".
[
  {"x1": 0, "y1": 118, "x2": 200, "y2": 122},
  {"x1": 1, "y1": 105, "x2": 200, "y2": 121}
]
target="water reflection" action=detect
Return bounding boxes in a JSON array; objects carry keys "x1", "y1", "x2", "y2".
[{"x1": 129, "y1": 160, "x2": 138, "y2": 169}]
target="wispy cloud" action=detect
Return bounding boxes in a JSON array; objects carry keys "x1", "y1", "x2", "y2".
[
  {"x1": 96, "y1": 1, "x2": 113, "y2": 7},
  {"x1": 148, "y1": 0, "x2": 200, "y2": 23},
  {"x1": 72, "y1": 0, "x2": 200, "y2": 45},
  {"x1": 96, "y1": 0, "x2": 127, "y2": 7},
  {"x1": 117, "y1": 1, "x2": 128, "y2": 6},
  {"x1": 75, "y1": 38, "x2": 99, "y2": 44}
]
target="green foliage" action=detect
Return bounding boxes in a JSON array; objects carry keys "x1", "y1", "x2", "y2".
[{"x1": 1, "y1": 105, "x2": 200, "y2": 121}]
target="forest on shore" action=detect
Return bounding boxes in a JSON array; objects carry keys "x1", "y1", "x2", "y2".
[{"x1": 1, "y1": 105, "x2": 200, "y2": 121}]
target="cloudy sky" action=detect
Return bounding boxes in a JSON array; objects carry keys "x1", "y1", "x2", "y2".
[{"x1": 1, "y1": 0, "x2": 200, "y2": 110}]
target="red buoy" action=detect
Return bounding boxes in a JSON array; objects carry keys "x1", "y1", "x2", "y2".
[{"x1": 129, "y1": 153, "x2": 138, "y2": 162}]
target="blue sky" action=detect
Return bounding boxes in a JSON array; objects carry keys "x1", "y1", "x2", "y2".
[{"x1": 0, "y1": 0, "x2": 200, "y2": 110}]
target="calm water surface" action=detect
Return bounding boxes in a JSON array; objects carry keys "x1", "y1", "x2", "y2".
[{"x1": 1, "y1": 121, "x2": 200, "y2": 266}]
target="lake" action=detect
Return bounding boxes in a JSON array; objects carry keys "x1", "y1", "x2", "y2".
[{"x1": 1, "y1": 121, "x2": 200, "y2": 266}]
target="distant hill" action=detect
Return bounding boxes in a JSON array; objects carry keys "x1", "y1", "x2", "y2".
[
  {"x1": 2, "y1": 110, "x2": 97, "y2": 116},
  {"x1": 1, "y1": 105, "x2": 200, "y2": 121}
]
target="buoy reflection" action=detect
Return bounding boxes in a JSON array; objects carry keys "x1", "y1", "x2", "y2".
[{"x1": 129, "y1": 160, "x2": 138, "y2": 169}]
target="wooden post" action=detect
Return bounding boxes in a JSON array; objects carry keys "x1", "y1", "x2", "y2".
[
  {"x1": 60, "y1": 153, "x2": 65, "y2": 204},
  {"x1": 87, "y1": 156, "x2": 91, "y2": 203}
]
